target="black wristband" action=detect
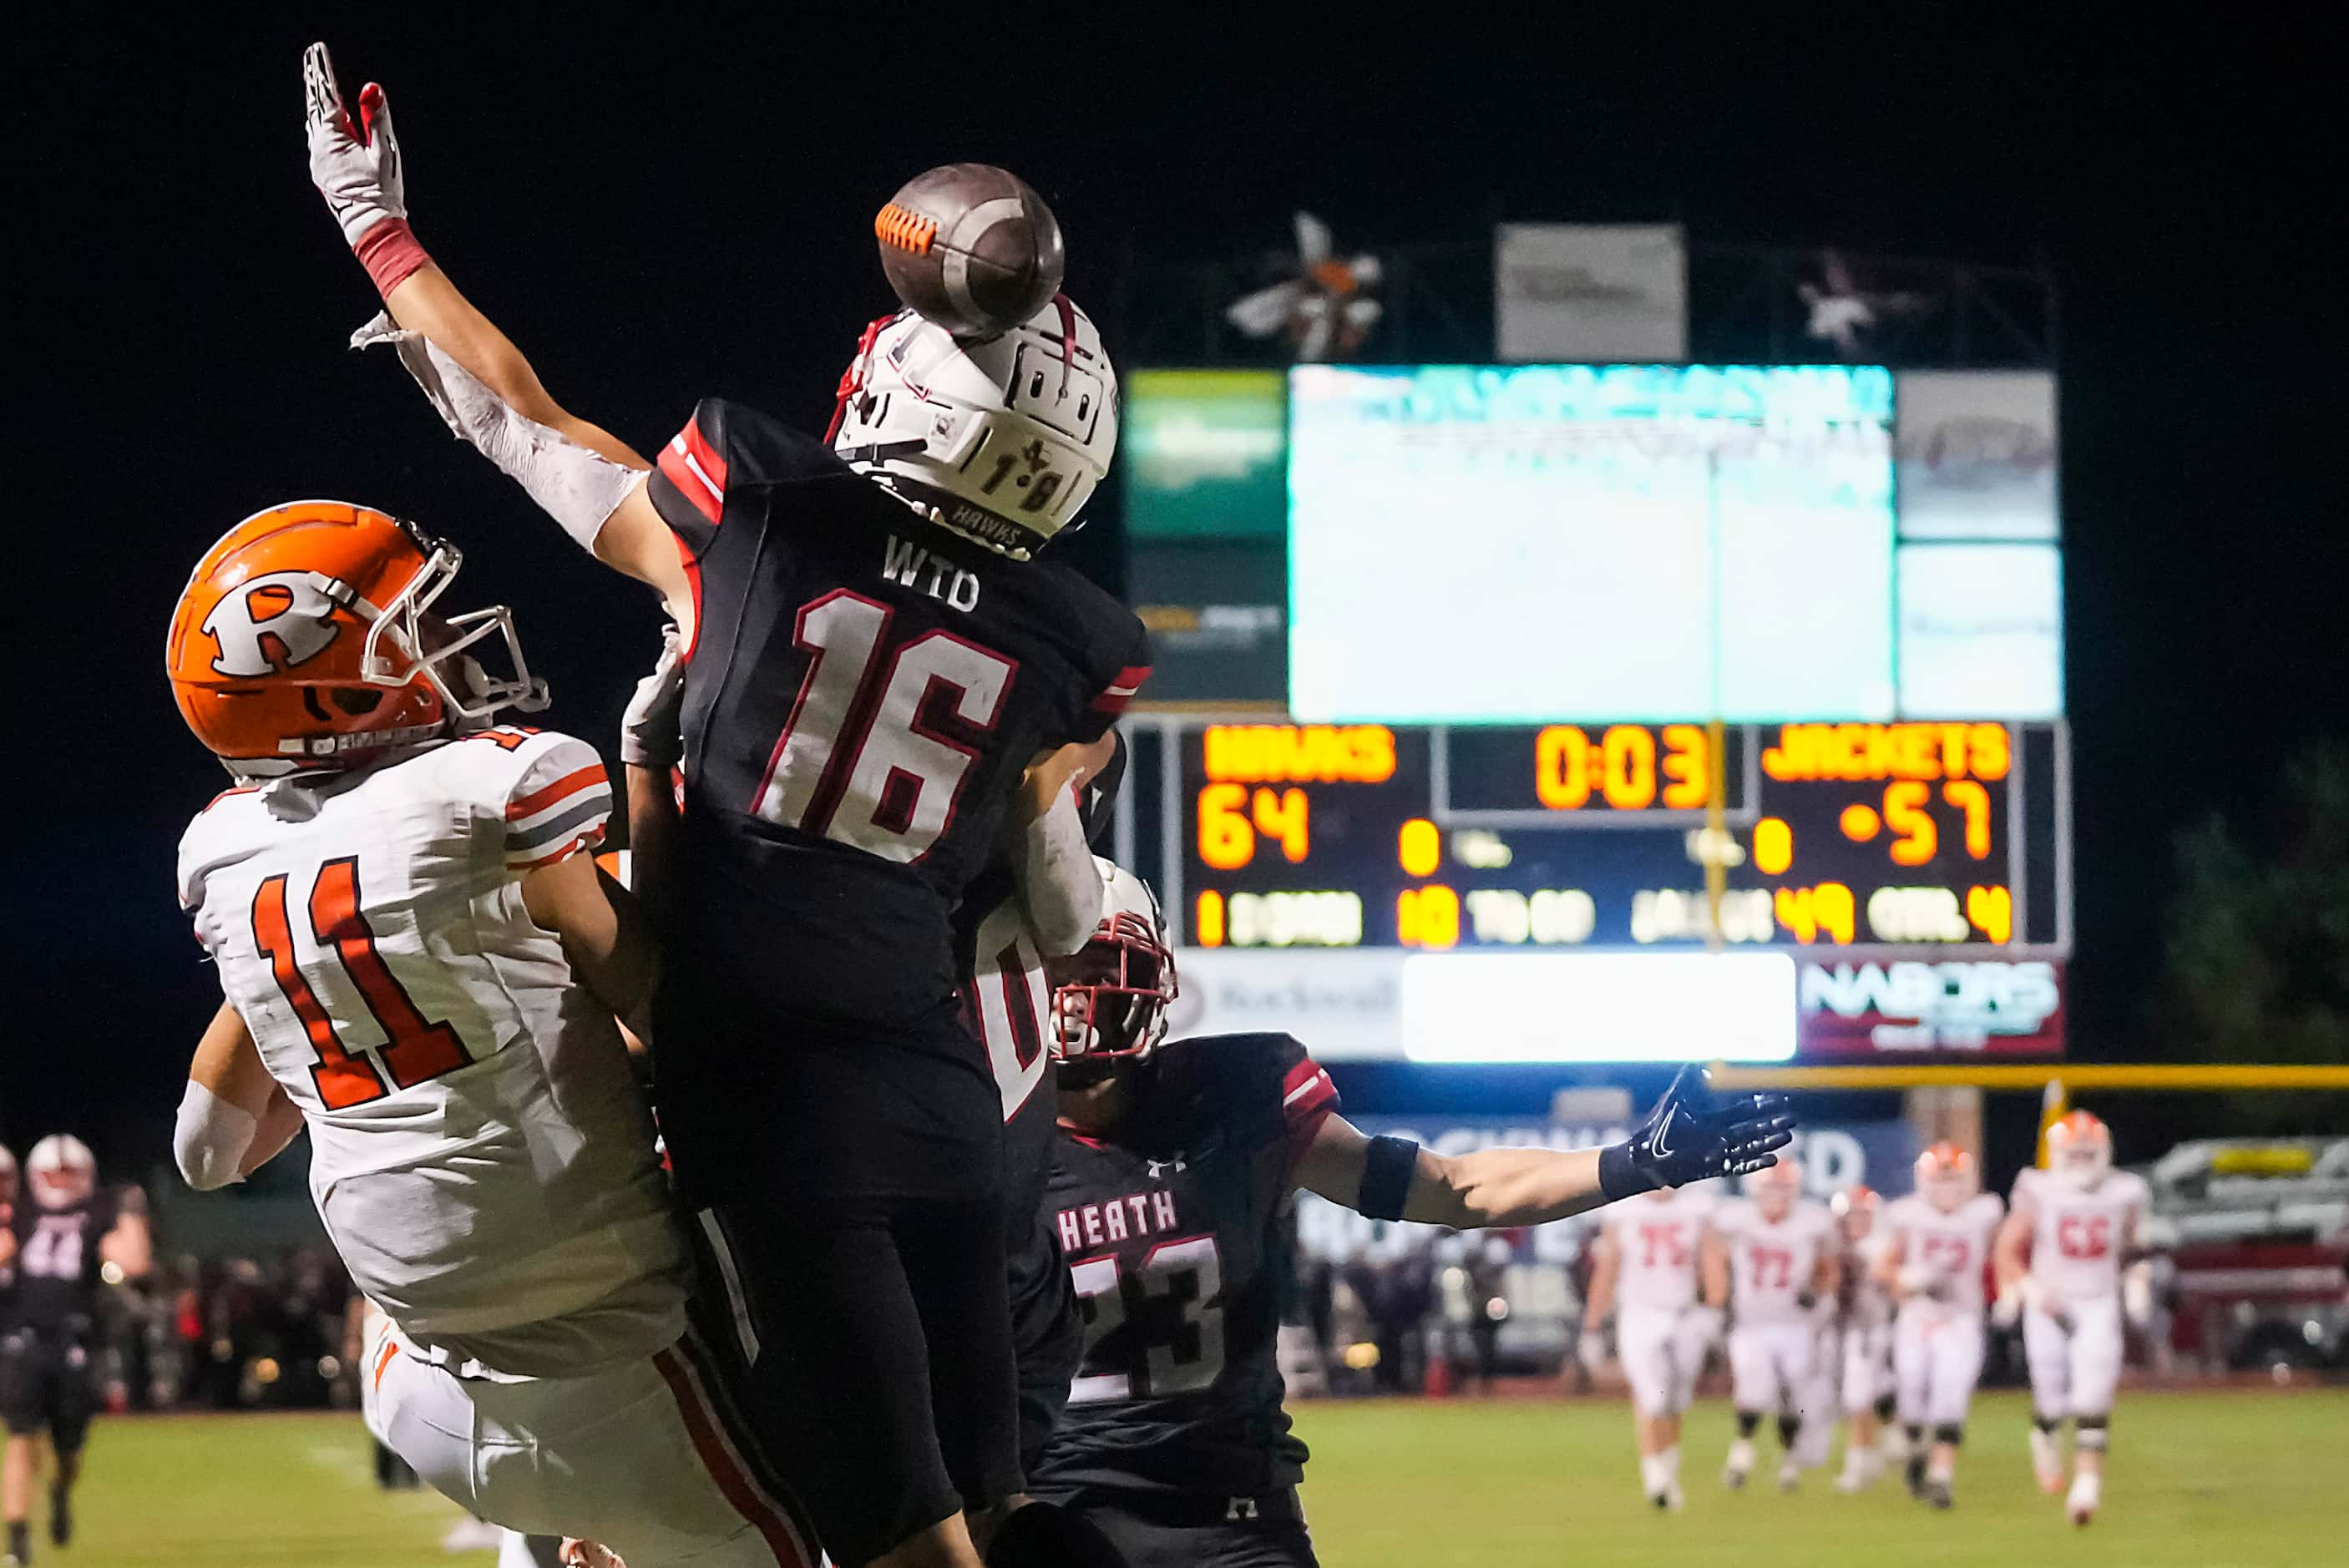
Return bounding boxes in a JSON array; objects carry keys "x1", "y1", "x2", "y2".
[
  {"x1": 1359, "y1": 1136, "x2": 1420, "y2": 1221},
  {"x1": 1598, "y1": 1141, "x2": 1657, "y2": 1202}
]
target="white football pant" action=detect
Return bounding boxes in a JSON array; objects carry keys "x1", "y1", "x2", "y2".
[
  {"x1": 1893, "y1": 1308, "x2": 1985, "y2": 1429},
  {"x1": 1617, "y1": 1307, "x2": 1713, "y2": 1417},
  {"x1": 1842, "y1": 1323, "x2": 1895, "y2": 1416},
  {"x1": 1728, "y1": 1322, "x2": 1817, "y2": 1414},
  {"x1": 2024, "y1": 1295, "x2": 2124, "y2": 1420},
  {"x1": 366, "y1": 1313, "x2": 815, "y2": 1566}
]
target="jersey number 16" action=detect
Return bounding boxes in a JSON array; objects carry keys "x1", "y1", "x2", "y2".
[{"x1": 754, "y1": 592, "x2": 1016, "y2": 863}]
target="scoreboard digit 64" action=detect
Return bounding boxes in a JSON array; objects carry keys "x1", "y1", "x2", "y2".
[{"x1": 1126, "y1": 718, "x2": 2068, "y2": 953}]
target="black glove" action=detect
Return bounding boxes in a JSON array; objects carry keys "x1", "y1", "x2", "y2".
[{"x1": 1598, "y1": 1065, "x2": 1796, "y2": 1200}]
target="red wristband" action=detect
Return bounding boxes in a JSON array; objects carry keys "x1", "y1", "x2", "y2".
[{"x1": 354, "y1": 216, "x2": 431, "y2": 298}]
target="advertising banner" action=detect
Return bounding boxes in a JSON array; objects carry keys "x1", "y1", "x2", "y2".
[
  {"x1": 1495, "y1": 224, "x2": 1687, "y2": 362},
  {"x1": 1895, "y1": 370, "x2": 2059, "y2": 540},
  {"x1": 1796, "y1": 957, "x2": 2065, "y2": 1057}
]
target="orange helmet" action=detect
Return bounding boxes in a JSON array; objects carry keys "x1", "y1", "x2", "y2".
[
  {"x1": 167, "y1": 501, "x2": 544, "y2": 776},
  {"x1": 2045, "y1": 1110, "x2": 2113, "y2": 1188},
  {"x1": 1916, "y1": 1141, "x2": 1978, "y2": 1211}
]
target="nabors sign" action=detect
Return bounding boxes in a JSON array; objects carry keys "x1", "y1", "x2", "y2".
[{"x1": 1798, "y1": 959, "x2": 2063, "y2": 1058}]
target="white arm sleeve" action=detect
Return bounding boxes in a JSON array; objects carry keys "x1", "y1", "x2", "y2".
[
  {"x1": 1018, "y1": 790, "x2": 1103, "y2": 956},
  {"x1": 174, "y1": 1080, "x2": 259, "y2": 1192},
  {"x1": 351, "y1": 314, "x2": 644, "y2": 551}
]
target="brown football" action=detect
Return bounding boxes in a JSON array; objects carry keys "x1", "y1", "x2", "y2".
[{"x1": 875, "y1": 164, "x2": 1066, "y2": 339}]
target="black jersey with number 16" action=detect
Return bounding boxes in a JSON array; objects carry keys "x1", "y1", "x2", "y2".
[
  {"x1": 1029, "y1": 1034, "x2": 1341, "y2": 1502},
  {"x1": 644, "y1": 398, "x2": 1149, "y2": 1050}
]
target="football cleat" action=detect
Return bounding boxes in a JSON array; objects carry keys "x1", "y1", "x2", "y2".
[
  {"x1": 1926, "y1": 1479, "x2": 1955, "y2": 1510},
  {"x1": 1776, "y1": 1455, "x2": 1802, "y2": 1493},
  {"x1": 1905, "y1": 1454, "x2": 1928, "y2": 1498},
  {"x1": 45, "y1": 1485, "x2": 67, "y2": 1549},
  {"x1": 2066, "y1": 1471, "x2": 2100, "y2": 1526},
  {"x1": 2031, "y1": 1428, "x2": 2064, "y2": 1495},
  {"x1": 1723, "y1": 1438, "x2": 1755, "y2": 1490}
]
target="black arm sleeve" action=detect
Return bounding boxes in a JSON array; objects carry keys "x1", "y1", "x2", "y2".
[{"x1": 1359, "y1": 1135, "x2": 1420, "y2": 1222}]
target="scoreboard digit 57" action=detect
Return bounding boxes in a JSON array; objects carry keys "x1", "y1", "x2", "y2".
[{"x1": 1128, "y1": 718, "x2": 2068, "y2": 954}]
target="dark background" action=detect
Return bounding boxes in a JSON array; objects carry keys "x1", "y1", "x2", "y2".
[{"x1": 7, "y1": 12, "x2": 2340, "y2": 1179}]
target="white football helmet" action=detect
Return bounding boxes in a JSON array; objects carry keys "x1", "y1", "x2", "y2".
[
  {"x1": 2045, "y1": 1110, "x2": 2113, "y2": 1189},
  {"x1": 828, "y1": 296, "x2": 1118, "y2": 560},
  {"x1": 1047, "y1": 858, "x2": 1176, "y2": 1076},
  {"x1": 28, "y1": 1134, "x2": 97, "y2": 1210},
  {"x1": 1916, "y1": 1141, "x2": 1979, "y2": 1212}
]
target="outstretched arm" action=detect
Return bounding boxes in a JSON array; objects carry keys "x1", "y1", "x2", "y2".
[
  {"x1": 303, "y1": 43, "x2": 689, "y2": 615},
  {"x1": 1294, "y1": 1067, "x2": 1795, "y2": 1228},
  {"x1": 1294, "y1": 1115, "x2": 1610, "y2": 1227}
]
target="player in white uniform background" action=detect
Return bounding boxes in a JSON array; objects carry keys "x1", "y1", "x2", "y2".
[
  {"x1": 1703, "y1": 1159, "x2": 1839, "y2": 1492},
  {"x1": 1876, "y1": 1143, "x2": 2004, "y2": 1510},
  {"x1": 1581, "y1": 1185, "x2": 1723, "y2": 1509},
  {"x1": 167, "y1": 500, "x2": 817, "y2": 1566},
  {"x1": 1994, "y1": 1110, "x2": 2151, "y2": 1527},
  {"x1": 1828, "y1": 1186, "x2": 1901, "y2": 1493}
]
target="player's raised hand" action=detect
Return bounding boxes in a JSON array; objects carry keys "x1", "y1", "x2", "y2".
[
  {"x1": 619, "y1": 624, "x2": 686, "y2": 770},
  {"x1": 1602, "y1": 1065, "x2": 1797, "y2": 1197},
  {"x1": 304, "y1": 42, "x2": 406, "y2": 250}
]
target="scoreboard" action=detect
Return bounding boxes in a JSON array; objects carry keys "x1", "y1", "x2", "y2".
[{"x1": 1117, "y1": 717, "x2": 2069, "y2": 957}]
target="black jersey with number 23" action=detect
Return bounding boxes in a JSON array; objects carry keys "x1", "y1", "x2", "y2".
[
  {"x1": 645, "y1": 399, "x2": 1149, "y2": 1045},
  {"x1": 1030, "y1": 1034, "x2": 1341, "y2": 1502}
]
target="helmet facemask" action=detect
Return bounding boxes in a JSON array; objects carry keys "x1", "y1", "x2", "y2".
[
  {"x1": 367, "y1": 523, "x2": 549, "y2": 727},
  {"x1": 1049, "y1": 910, "x2": 1176, "y2": 1088}
]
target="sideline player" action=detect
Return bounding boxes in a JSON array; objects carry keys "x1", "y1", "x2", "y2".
[
  {"x1": 0, "y1": 1137, "x2": 151, "y2": 1566},
  {"x1": 1026, "y1": 862, "x2": 1795, "y2": 1565},
  {"x1": 1993, "y1": 1111, "x2": 2150, "y2": 1526},
  {"x1": 1828, "y1": 1186, "x2": 1901, "y2": 1492},
  {"x1": 306, "y1": 49, "x2": 1147, "y2": 1568},
  {"x1": 1581, "y1": 1186, "x2": 1723, "y2": 1509},
  {"x1": 1704, "y1": 1159, "x2": 1838, "y2": 1492},
  {"x1": 1878, "y1": 1144, "x2": 2004, "y2": 1509},
  {"x1": 169, "y1": 500, "x2": 818, "y2": 1565}
]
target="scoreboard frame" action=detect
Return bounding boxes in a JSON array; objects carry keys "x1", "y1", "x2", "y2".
[{"x1": 1110, "y1": 712, "x2": 2073, "y2": 961}]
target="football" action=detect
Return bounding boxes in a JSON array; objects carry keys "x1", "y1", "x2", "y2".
[{"x1": 875, "y1": 164, "x2": 1066, "y2": 339}]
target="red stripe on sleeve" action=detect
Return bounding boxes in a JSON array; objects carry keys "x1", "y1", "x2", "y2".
[
  {"x1": 684, "y1": 417, "x2": 730, "y2": 496},
  {"x1": 507, "y1": 763, "x2": 608, "y2": 821},
  {"x1": 1090, "y1": 663, "x2": 1153, "y2": 714},
  {"x1": 658, "y1": 438, "x2": 723, "y2": 528}
]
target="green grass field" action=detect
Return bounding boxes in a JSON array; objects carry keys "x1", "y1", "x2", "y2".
[{"x1": 53, "y1": 1388, "x2": 2346, "y2": 1566}]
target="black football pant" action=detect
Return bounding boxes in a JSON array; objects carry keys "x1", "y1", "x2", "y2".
[
  {"x1": 1063, "y1": 1488, "x2": 1317, "y2": 1568},
  {"x1": 673, "y1": 1036, "x2": 1022, "y2": 1568},
  {"x1": 0, "y1": 1331, "x2": 95, "y2": 1454}
]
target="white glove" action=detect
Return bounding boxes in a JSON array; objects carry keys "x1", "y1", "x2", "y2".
[
  {"x1": 620, "y1": 625, "x2": 686, "y2": 769},
  {"x1": 1685, "y1": 1304, "x2": 1725, "y2": 1347},
  {"x1": 304, "y1": 42, "x2": 405, "y2": 249},
  {"x1": 1576, "y1": 1328, "x2": 1607, "y2": 1373},
  {"x1": 1990, "y1": 1287, "x2": 2024, "y2": 1328},
  {"x1": 1896, "y1": 1263, "x2": 1947, "y2": 1302}
]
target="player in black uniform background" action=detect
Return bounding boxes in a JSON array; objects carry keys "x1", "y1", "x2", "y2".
[
  {"x1": 0, "y1": 1137, "x2": 150, "y2": 1566},
  {"x1": 306, "y1": 49, "x2": 1147, "y2": 1568},
  {"x1": 1027, "y1": 870, "x2": 1795, "y2": 1568}
]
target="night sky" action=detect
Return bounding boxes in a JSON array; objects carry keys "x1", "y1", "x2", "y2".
[{"x1": 9, "y1": 12, "x2": 2339, "y2": 1174}]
